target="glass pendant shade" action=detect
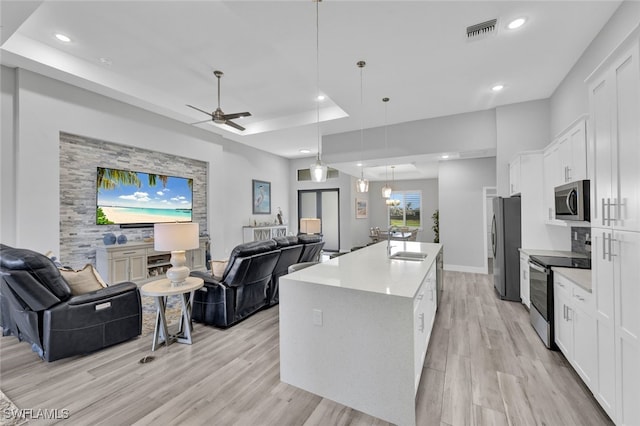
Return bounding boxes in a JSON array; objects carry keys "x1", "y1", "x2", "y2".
[
  {"x1": 310, "y1": 159, "x2": 328, "y2": 182},
  {"x1": 356, "y1": 176, "x2": 369, "y2": 193},
  {"x1": 381, "y1": 184, "x2": 392, "y2": 198}
]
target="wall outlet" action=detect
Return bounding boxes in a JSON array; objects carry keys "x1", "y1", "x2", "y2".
[{"x1": 313, "y1": 309, "x2": 323, "y2": 326}]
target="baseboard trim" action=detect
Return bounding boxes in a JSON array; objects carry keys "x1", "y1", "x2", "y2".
[{"x1": 444, "y1": 264, "x2": 488, "y2": 274}]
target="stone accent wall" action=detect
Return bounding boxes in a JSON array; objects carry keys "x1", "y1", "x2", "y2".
[{"x1": 59, "y1": 132, "x2": 208, "y2": 268}]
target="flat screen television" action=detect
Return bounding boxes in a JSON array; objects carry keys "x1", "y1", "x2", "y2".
[{"x1": 96, "y1": 167, "x2": 193, "y2": 226}]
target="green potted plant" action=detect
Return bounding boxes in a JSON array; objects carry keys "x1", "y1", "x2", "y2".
[{"x1": 431, "y1": 210, "x2": 439, "y2": 243}]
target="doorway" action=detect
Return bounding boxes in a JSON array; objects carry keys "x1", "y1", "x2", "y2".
[
  {"x1": 483, "y1": 186, "x2": 497, "y2": 274},
  {"x1": 298, "y1": 189, "x2": 340, "y2": 252}
]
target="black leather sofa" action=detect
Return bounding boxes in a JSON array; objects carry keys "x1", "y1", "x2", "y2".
[
  {"x1": 191, "y1": 240, "x2": 281, "y2": 327},
  {"x1": 298, "y1": 234, "x2": 325, "y2": 263},
  {"x1": 0, "y1": 244, "x2": 142, "y2": 361},
  {"x1": 268, "y1": 236, "x2": 304, "y2": 306}
]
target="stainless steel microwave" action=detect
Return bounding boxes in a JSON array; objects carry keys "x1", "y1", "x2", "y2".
[{"x1": 555, "y1": 180, "x2": 590, "y2": 222}]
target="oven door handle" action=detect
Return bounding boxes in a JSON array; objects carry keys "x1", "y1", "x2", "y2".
[{"x1": 528, "y1": 262, "x2": 547, "y2": 273}]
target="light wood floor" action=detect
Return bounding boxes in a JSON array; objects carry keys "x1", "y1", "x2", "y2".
[{"x1": 0, "y1": 271, "x2": 612, "y2": 425}]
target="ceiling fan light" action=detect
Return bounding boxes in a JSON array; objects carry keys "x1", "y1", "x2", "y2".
[
  {"x1": 382, "y1": 185, "x2": 392, "y2": 198},
  {"x1": 310, "y1": 159, "x2": 328, "y2": 182}
]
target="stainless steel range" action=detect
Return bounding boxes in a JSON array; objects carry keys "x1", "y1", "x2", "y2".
[{"x1": 528, "y1": 255, "x2": 591, "y2": 349}]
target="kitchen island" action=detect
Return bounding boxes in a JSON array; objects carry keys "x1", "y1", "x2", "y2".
[{"x1": 279, "y1": 241, "x2": 443, "y2": 426}]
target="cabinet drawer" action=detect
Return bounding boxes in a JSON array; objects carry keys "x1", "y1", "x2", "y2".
[
  {"x1": 413, "y1": 279, "x2": 428, "y2": 312},
  {"x1": 572, "y1": 284, "x2": 594, "y2": 313},
  {"x1": 112, "y1": 248, "x2": 146, "y2": 259}
]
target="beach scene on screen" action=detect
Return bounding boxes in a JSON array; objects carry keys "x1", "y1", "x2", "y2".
[{"x1": 97, "y1": 168, "x2": 193, "y2": 224}]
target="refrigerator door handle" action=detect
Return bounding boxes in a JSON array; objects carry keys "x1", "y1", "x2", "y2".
[{"x1": 491, "y1": 215, "x2": 497, "y2": 258}]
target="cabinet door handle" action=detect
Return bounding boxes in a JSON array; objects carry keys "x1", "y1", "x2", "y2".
[
  {"x1": 567, "y1": 166, "x2": 572, "y2": 181},
  {"x1": 419, "y1": 313, "x2": 425, "y2": 332},
  {"x1": 566, "y1": 306, "x2": 572, "y2": 321},
  {"x1": 608, "y1": 234, "x2": 617, "y2": 262},
  {"x1": 563, "y1": 304, "x2": 567, "y2": 320},
  {"x1": 602, "y1": 232, "x2": 608, "y2": 261},
  {"x1": 606, "y1": 198, "x2": 612, "y2": 226},
  {"x1": 601, "y1": 198, "x2": 606, "y2": 226}
]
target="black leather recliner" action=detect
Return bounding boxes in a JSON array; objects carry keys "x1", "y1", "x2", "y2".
[
  {"x1": 268, "y1": 236, "x2": 304, "y2": 306},
  {"x1": 0, "y1": 244, "x2": 142, "y2": 362},
  {"x1": 191, "y1": 240, "x2": 280, "y2": 328},
  {"x1": 298, "y1": 234, "x2": 325, "y2": 263}
]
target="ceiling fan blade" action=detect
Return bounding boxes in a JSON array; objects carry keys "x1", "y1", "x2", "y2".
[
  {"x1": 190, "y1": 119, "x2": 212, "y2": 125},
  {"x1": 223, "y1": 112, "x2": 252, "y2": 120},
  {"x1": 186, "y1": 104, "x2": 213, "y2": 117},
  {"x1": 224, "y1": 120, "x2": 246, "y2": 131}
]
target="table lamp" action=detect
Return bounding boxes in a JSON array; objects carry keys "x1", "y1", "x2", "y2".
[
  {"x1": 154, "y1": 222, "x2": 199, "y2": 286},
  {"x1": 300, "y1": 218, "x2": 321, "y2": 235}
]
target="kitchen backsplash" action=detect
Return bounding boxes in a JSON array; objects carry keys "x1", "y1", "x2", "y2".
[{"x1": 571, "y1": 226, "x2": 591, "y2": 256}]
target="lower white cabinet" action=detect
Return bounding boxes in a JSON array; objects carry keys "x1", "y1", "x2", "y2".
[
  {"x1": 519, "y1": 253, "x2": 530, "y2": 308},
  {"x1": 554, "y1": 273, "x2": 597, "y2": 389},
  {"x1": 413, "y1": 267, "x2": 436, "y2": 391},
  {"x1": 242, "y1": 225, "x2": 288, "y2": 242},
  {"x1": 96, "y1": 239, "x2": 207, "y2": 285}
]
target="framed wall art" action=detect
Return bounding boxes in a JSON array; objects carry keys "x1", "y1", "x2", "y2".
[
  {"x1": 355, "y1": 198, "x2": 368, "y2": 219},
  {"x1": 252, "y1": 180, "x2": 271, "y2": 214}
]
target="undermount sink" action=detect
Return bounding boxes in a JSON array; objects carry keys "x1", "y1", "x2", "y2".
[{"x1": 389, "y1": 251, "x2": 428, "y2": 261}]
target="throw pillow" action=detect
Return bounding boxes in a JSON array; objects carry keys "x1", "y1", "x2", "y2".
[
  {"x1": 60, "y1": 264, "x2": 108, "y2": 296},
  {"x1": 210, "y1": 259, "x2": 228, "y2": 278}
]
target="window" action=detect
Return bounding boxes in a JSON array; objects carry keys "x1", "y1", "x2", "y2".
[{"x1": 388, "y1": 190, "x2": 422, "y2": 228}]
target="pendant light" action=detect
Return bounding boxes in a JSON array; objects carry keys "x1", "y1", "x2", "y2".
[
  {"x1": 381, "y1": 97, "x2": 392, "y2": 198},
  {"x1": 355, "y1": 60, "x2": 369, "y2": 193},
  {"x1": 309, "y1": 0, "x2": 328, "y2": 183},
  {"x1": 385, "y1": 166, "x2": 400, "y2": 206}
]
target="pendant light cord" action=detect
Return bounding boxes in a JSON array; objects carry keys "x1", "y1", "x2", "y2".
[
  {"x1": 316, "y1": 0, "x2": 321, "y2": 161},
  {"x1": 384, "y1": 98, "x2": 389, "y2": 184},
  {"x1": 357, "y1": 60, "x2": 366, "y2": 179}
]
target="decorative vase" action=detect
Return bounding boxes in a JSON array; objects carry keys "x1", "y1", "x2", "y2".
[
  {"x1": 117, "y1": 234, "x2": 128, "y2": 245},
  {"x1": 103, "y1": 233, "x2": 116, "y2": 245}
]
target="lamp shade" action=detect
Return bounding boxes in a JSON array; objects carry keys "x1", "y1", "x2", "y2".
[
  {"x1": 154, "y1": 222, "x2": 199, "y2": 251},
  {"x1": 381, "y1": 184, "x2": 392, "y2": 198},
  {"x1": 300, "y1": 218, "x2": 321, "y2": 234},
  {"x1": 356, "y1": 177, "x2": 369, "y2": 193}
]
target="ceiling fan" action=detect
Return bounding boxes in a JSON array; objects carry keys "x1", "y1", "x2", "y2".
[{"x1": 187, "y1": 70, "x2": 252, "y2": 131}]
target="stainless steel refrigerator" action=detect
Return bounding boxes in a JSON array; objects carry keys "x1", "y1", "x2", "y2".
[{"x1": 492, "y1": 196, "x2": 521, "y2": 301}]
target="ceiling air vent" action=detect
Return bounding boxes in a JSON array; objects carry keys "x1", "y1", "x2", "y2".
[{"x1": 466, "y1": 19, "x2": 498, "y2": 40}]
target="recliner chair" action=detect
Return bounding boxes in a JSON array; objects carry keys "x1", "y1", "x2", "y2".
[
  {"x1": 268, "y1": 236, "x2": 304, "y2": 306},
  {"x1": 298, "y1": 234, "x2": 325, "y2": 263},
  {"x1": 190, "y1": 240, "x2": 280, "y2": 327},
  {"x1": 0, "y1": 244, "x2": 142, "y2": 362}
]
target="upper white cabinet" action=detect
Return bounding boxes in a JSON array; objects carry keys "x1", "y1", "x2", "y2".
[
  {"x1": 542, "y1": 117, "x2": 588, "y2": 223},
  {"x1": 587, "y1": 36, "x2": 640, "y2": 232},
  {"x1": 587, "y1": 27, "x2": 640, "y2": 426},
  {"x1": 558, "y1": 119, "x2": 588, "y2": 184}
]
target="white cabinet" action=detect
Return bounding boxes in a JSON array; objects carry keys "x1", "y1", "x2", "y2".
[
  {"x1": 242, "y1": 225, "x2": 288, "y2": 243},
  {"x1": 587, "y1": 27, "x2": 640, "y2": 426},
  {"x1": 588, "y1": 36, "x2": 640, "y2": 232},
  {"x1": 413, "y1": 267, "x2": 437, "y2": 391},
  {"x1": 519, "y1": 253, "x2": 530, "y2": 308},
  {"x1": 96, "y1": 239, "x2": 208, "y2": 285},
  {"x1": 554, "y1": 273, "x2": 597, "y2": 390},
  {"x1": 509, "y1": 156, "x2": 521, "y2": 195},
  {"x1": 557, "y1": 118, "x2": 588, "y2": 184}
]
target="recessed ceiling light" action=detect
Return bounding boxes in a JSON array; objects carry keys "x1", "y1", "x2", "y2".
[
  {"x1": 55, "y1": 33, "x2": 71, "y2": 43},
  {"x1": 356, "y1": 162, "x2": 363, "y2": 167},
  {"x1": 99, "y1": 57, "x2": 113, "y2": 66},
  {"x1": 508, "y1": 18, "x2": 526, "y2": 30},
  {"x1": 316, "y1": 95, "x2": 326, "y2": 101},
  {"x1": 492, "y1": 84, "x2": 504, "y2": 92},
  {"x1": 299, "y1": 148, "x2": 311, "y2": 154},
  {"x1": 441, "y1": 154, "x2": 449, "y2": 159}
]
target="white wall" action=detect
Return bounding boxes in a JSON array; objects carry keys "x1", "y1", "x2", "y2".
[
  {"x1": 495, "y1": 99, "x2": 550, "y2": 197},
  {"x1": 2, "y1": 68, "x2": 290, "y2": 260},
  {"x1": 323, "y1": 109, "x2": 497, "y2": 163},
  {"x1": 550, "y1": 1, "x2": 640, "y2": 135},
  {"x1": 368, "y1": 179, "x2": 439, "y2": 244},
  {"x1": 439, "y1": 157, "x2": 496, "y2": 272},
  {"x1": 288, "y1": 157, "x2": 356, "y2": 251},
  {"x1": 1, "y1": 66, "x2": 16, "y2": 245}
]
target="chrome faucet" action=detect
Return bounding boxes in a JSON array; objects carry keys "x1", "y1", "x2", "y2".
[{"x1": 387, "y1": 225, "x2": 399, "y2": 256}]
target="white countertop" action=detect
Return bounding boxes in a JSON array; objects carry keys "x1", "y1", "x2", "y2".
[
  {"x1": 553, "y1": 267, "x2": 592, "y2": 293},
  {"x1": 519, "y1": 248, "x2": 590, "y2": 259},
  {"x1": 285, "y1": 241, "x2": 442, "y2": 299}
]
